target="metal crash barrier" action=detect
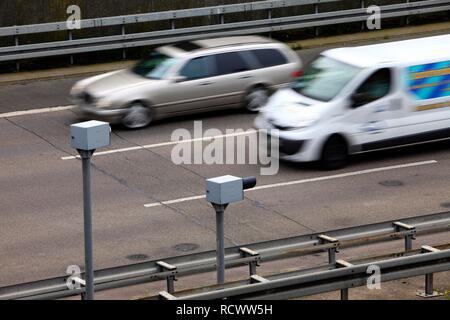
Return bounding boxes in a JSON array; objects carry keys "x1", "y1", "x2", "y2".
[
  {"x1": 0, "y1": 211, "x2": 449, "y2": 300},
  {"x1": 0, "y1": 0, "x2": 449, "y2": 66}
]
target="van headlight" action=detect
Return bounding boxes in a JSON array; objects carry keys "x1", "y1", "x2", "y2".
[
  {"x1": 293, "y1": 118, "x2": 319, "y2": 129},
  {"x1": 70, "y1": 82, "x2": 85, "y2": 96}
]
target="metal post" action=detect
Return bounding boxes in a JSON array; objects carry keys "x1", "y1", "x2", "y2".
[
  {"x1": 268, "y1": 9, "x2": 272, "y2": 39},
  {"x1": 121, "y1": 25, "x2": 127, "y2": 60},
  {"x1": 14, "y1": 35, "x2": 20, "y2": 71},
  {"x1": 341, "y1": 288, "x2": 349, "y2": 300},
  {"x1": 425, "y1": 273, "x2": 434, "y2": 296},
  {"x1": 69, "y1": 31, "x2": 74, "y2": 65},
  {"x1": 405, "y1": 235, "x2": 413, "y2": 252},
  {"x1": 328, "y1": 248, "x2": 336, "y2": 264},
  {"x1": 166, "y1": 276, "x2": 175, "y2": 294},
  {"x1": 213, "y1": 204, "x2": 227, "y2": 284},
  {"x1": 78, "y1": 149, "x2": 95, "y2": 300},
  {"x1": 249, "y1": 261, "x2": 258, "y2": 276},
  {"x1": 405, "y1": 0, "x2": 410, "y2": 25},
  {"x1": 361, "y1": 0, "x2": 365, "y2": 31},
  {"x1": 314, "y1": 4, "x2": 319, "y2": 36}
]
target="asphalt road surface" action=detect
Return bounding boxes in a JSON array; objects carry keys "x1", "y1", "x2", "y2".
[{"x1": 0, "y1": 38, "x2": 449, "y2": 298}]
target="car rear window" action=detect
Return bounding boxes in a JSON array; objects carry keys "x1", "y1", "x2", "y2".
[
  {"x1": 216, "y1": 52, "x2": 250, "y2": 75},
  {"x1": 250, "y1": 49, "x2": 288, "y2": 68}
]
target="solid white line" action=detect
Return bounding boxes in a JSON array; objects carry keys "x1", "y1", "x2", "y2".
[
  {"x1": 143, "y1": 160, "x2": 437, "y2": 208},
  {"x1": 61, "y1": 129, "x2": 259, "y2": 160},
  {"x1": 0, "y1": 105, "x2": 73, "y2": 118}
]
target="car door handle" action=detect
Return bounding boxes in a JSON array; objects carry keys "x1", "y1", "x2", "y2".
[
  {"x1": 238, "y1": 74, "x2": 253, "y2": 79},
  {"x1": 199, "y1": 81, "x2": 213, "y2": 86}
]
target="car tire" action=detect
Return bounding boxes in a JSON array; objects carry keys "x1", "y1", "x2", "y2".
[
  {"x1": 320, "y1": 135, "x2": 348, "y2": 170},
  {"x1": 245, "y1": 86, "x2": 269, "y2": 113},
  {"x1": 122, "y1": 103, "x2": 152, "y2": 129}
]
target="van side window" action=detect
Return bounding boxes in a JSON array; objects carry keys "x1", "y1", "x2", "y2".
[
  {"x1": 353, "y1": 68, "x2": 392, "y2": 107},
  {"x1": 180, "y1": 56, "x2": 216, "y2": 80},
  {"x1": 216, "y1": 52, "x2": 250, "y2": 75}
]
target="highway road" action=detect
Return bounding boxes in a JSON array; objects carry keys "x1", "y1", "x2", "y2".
[{"x1": 0, "y1": 38, "x2": 449, "y2": 298}]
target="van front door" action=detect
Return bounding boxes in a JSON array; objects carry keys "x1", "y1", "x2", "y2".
[{"x1": 348, "y1": 68, "x2": 402, "y2": 151}]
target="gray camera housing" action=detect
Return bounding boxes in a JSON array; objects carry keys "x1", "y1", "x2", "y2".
[
  {"x1": 206, "y1": 175, "x2": 244, "y2": 205},
  {"x1": 70, "y1": 120, "x2": 111, "y2": 151}
]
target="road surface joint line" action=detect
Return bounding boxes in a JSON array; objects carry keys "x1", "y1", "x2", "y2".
[
  {"x1": 61, "y1": 129, "x2": 259, "y2": 160},
  {"x1": 143, "y1": 160, "x2": 438, "y2": 208}
]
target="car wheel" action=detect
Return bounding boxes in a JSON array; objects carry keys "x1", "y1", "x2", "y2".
[
  {"x1": 320, "y1": 136, "x2": 348, "y2": 170},
  {"x1": 122, "y1": 103, "x2": 152, "y2": 129},
  {"x1": 245, "y1": 86, "x2": 269, "y2": 113}
]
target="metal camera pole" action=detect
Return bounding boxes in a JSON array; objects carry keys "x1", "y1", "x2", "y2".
[
  {"x1": 71, "y1": 120, "x2": 111, "y2": 300},
  {"x1": 78, "y1": 149, "x2": 95, "y2": 300},
  {"x1": 212, "y1": 203, "x2": 228, "y2": 285},
  {"x1": 206, "y1": 175, "x2": 257, "y2": 285}
]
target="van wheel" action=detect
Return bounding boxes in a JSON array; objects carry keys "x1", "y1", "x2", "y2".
[
  {"x1": 245, "y1": 86, "x2": 269, "y2": 113},
  {"x1": 122, "y1": 103, "x2": 152, "y2": 129},
  {"x1": 320, "y1": 136, "x2": 348, "y2": 170}
]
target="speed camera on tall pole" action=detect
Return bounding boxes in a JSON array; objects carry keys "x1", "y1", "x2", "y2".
[
  {"x1": 206, "y1": 175, "x2": 257, "y2": 284},
  {"x1": 70, "y1": 120, "x2": 111, "y2": 300}
]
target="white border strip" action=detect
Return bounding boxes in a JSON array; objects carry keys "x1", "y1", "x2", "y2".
[
  {"x1": 0, "y1": 105, "x2": 73, "y2": 118},
  {"x1": 61, "y1": 129, "x2": 259, "y2": 160},
  {"x1": 143, "y1": 160, "x2": 437, "y2": 208}
]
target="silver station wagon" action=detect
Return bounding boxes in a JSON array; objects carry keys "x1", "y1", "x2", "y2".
[{"x1": 71, "y1": 36, "x2": 302, "y2": 128}]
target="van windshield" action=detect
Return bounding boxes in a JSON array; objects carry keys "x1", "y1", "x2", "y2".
[
  {"x1": 292, "y1": 56, "x2": 361, "y2": 102},
  {"x1": 132, "y1": 51, "x2": 179, "y2": 79}
]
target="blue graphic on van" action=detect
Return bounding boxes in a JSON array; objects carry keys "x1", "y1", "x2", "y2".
[{"x1": 408, "y1": 60, "x2": 450, "y2": 100}]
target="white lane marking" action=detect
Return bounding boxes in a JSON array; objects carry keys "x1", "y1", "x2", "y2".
[
  {"x1": 61, "y1": 129, "x2": 259, "y2": 160},
  {"x1": 0, "y1": 105, "x2": 73, "y2": 118},
  {"x1": 143, "y1": 160, "x2": 437, "y2": 208}
]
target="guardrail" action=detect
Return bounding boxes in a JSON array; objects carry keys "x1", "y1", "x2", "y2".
[
  {"x1": 0, "y1": 0, "x2": 449, "y2": 65},
  {"x1": 160, "y1": 246, "x2": 450, "y2": 300},
  {"x1": 1, "y1": 211, "x2": 449, "y2": 300}
]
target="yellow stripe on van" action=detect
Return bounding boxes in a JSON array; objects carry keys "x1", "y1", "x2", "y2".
[
  {"x1": 412, "y1": 68, "x2": 450, "y2": 80},
  {"x1": 411, "y1": 79, "x2": 450, "y2": 90},
  {"x1": 416, "y1": 102, "x2": 450, "y2": 112}
]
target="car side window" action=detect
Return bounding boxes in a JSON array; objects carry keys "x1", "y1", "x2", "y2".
[
  {"x1": 216, "y1": 52, "x2": 250, "y2": 75},
  {"x1": 180, "y1": 55, "x2": 216, "y2": 80},
  {"x1": 250, "y1": 49, "x2": 288, "y2": 68},
  {"x1": 354, "y1": 68, "x2": 392, "y2": 106}
]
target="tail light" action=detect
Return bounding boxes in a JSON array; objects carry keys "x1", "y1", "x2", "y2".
[{"x1": 291, "y1": 70, "x2": 303, "y2": 78}]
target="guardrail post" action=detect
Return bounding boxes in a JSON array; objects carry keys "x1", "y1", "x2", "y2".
[
  {"x1": 416, "y1": 246, "x2": 443, "y2": 298},
  {"x1": 68, "y1": 30, "x2": 74, "y2": 65},
  {"x1": 318, "y1": 234, "x2": 339, "y2": 264},
  {"x1": 361, "y1": 0, "x2": 365, "y2": 31},
  {"x1": 268, "y1": 8, "x2": 272, "y2": 39},
  {"x1": 394, "y1": 222, "x2": 416, "y2": 252},
  {"x1": 121, "y1": 24, "x2": 127, "y2": 60},
  {"x1": 336, "y1": 260, "x2": 353, "y2": 300},
  {"x1": 14, "y1": 34, "x2": 20, "y2": 71},
  {"x1": 240, "y1": 247, "x2": 260, "y2": 277},
  {"x1": 314, "y1": 4, "x2": 319, "y2": 36},
  {"x1": 156, "y1": 261, "x2": 178, "y2": 294},
  {"x1": 406, "y1": 0, "x2": 410, "y2": 25}
]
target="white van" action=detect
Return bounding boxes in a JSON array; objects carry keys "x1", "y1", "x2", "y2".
[{"x1": 254, "y1": 34, "x2": 450, "y2": 169}]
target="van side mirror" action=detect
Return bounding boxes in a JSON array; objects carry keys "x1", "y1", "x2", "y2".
[{"x1": 350, "y1": 92, "x2": 372, "y2": 108}]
